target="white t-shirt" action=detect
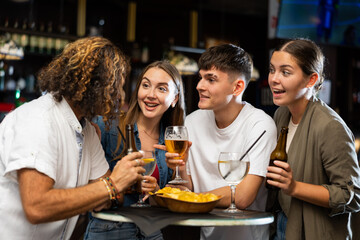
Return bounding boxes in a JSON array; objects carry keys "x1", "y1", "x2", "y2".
[
  {"x1": 0, "y1": 94, "x2": 109, "y2": 240},
  {"x1": 185, "y1": 102, "x2": 277, "y2": 240},
  {"x1": 286, "y1": 117, "x2": 298, "y2": 153}
]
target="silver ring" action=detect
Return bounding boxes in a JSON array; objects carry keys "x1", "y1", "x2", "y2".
[{"x1": 135, "y1": 159, "x2": 140, "y2": 167}]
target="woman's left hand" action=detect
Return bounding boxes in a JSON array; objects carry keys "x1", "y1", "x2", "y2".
[
  {"x1": 141, "y1": 176, "x2": 159, "y2": 201},
  {"x1": 266, "y1": 160, "x2": 296, "y2": 196}
]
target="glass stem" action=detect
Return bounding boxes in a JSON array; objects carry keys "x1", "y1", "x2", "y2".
[
  {"x1": 175, "y1": 165, "x2": 180, "y2": 179},
  {"x1": 138, "y1": 193, "x2": 144, "y2": 203},
  {"x1": 230, "y1": 184, "x2": 236, "y2": 209}
]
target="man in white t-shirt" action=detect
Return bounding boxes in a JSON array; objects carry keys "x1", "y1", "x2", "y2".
[
  {"x1": 0, "y1": 37, "x2": 145, "y2": 239},
  {"x1": 164, "y1": 44, "x2": 277, "y2": 240}
]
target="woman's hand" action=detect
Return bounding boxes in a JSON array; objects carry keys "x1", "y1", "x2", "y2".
[
  {"x1": 266, "y1": 160, "x2": 331, "y2": 208},
  {"x1": 266, "y1": 160, "x2": 296, "y2": 196},
  {"x1": 141, "y1": 176, "x2": 159, "y2": 201},
  {"x1": 142, "y1": 176, "x2": 159, "y2": 193},
  {"x1": 154, "y1": 141, "x2": 192, "y2": 171}
]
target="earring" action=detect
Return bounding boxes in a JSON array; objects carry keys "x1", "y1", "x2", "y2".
[{"x1": 171, "y1": 102, "x2": 176, "y2": 108}]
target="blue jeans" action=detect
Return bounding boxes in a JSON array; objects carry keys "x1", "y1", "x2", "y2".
[
  {"x1": 274, "y1": 211, "x2": 287, "y2": 240},
  {"x1": 84, "y1": 217, "x2": 163, "y2": 240}
]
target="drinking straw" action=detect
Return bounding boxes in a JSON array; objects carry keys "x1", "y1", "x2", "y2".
[
  {"x1": 238, "y1": 130, "x2": 266, "y2": 161},
  {"x1": 223, "y1": 130, "x2": 266, "y2": 179}
]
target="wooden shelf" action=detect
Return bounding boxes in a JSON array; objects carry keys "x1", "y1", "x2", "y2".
[{"x1": 0, "y1": 26, "x2": 79, "y2": 41}]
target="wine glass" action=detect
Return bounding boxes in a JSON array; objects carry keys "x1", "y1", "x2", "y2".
[
  {"x1": 165, "y1": 126, "x2": 189, "y2": 184},
  {"x1": 218, "y1": 152, "x2": 250, "y2": 213},
  {"x1": 131, "y1": 150, "x2": 156, "y2": 208}
]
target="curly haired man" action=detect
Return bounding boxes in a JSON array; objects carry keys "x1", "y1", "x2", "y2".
[{"x1": 0, "y1": 36, "x2": 145, "y2": 239}]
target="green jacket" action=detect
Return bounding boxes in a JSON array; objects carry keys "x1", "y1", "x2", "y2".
[{"x1": 274, "y1": 97, "x2": 360, "y2": 240}]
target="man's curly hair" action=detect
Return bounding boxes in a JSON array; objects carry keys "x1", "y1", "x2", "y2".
[{"x1": 37, "y1": 36, "x2": 130, "y2": 122}]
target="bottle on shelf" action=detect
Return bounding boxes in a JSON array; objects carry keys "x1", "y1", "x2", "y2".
[
  {"x1": 54, "y1": 24, "x2": 68, "y2": 54},
  {"x1": 0, "y1": 61, "x2": 5, "y2": 91},
  {"x1": 3, "y1": 17, "x2": 9, "y2": 28},
  {"x1": 38, "y1": 22, "x2": 46, "y2": 54},
  {"x1": 25, "y1": 74, "x2": 35, "y2": 93},
  {"x1": 17, "y1": 68, "x2": 26, "y2": 91},
  {"x1": 124, "y1": 124, "x2": 142, "y2": 193},
  {"x1": 20, "y1": 19, "x2": 29, "y2": 52},
  {"x1": 29, "y1": 20, "x2": 38, "y2": 53},
  {"x1": 5, "y1": 65, "x2": 16, "y2": 91},
  {"x1": 11, "y1": 18, "x2": 20, "y2": 45},
  {"x1": 59, "y1": 24, "x2": 69, "y2": 50},
  {"x1": 266, "y1": 126, "x2": 288, "y2": 190},
  {"x1": 46, "y1": 21, "x2": 55, "y2": 55}
]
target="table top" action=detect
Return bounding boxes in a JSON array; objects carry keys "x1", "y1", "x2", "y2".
[{"x1": 92, "y1": 207, "x2": 274, "y2": 228}]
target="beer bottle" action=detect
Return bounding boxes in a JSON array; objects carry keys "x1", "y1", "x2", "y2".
[
  {"x1": 125, "y1": 124, "x2": 138, "y2": 154},
  {"x1": 266, "y1": 126, "x2": 288, "y2": 190},
  {"x1": 124, "y1": 124, "x2": 142, "y2": 193}
]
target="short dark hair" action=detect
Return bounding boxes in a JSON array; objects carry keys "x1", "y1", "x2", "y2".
[
  {"x1": 198, "y1": 44, "x2": 253, "y2": 84},
  {"x1": 275, "y1": 38, "x2": 325, "y2": 93}
]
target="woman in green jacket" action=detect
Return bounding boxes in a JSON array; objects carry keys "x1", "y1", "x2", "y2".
[{"x1": 266, "y1": 38, "x2": 360, "y2": 240}]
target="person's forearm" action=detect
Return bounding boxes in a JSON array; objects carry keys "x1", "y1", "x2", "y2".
[
  {"x1": 18, "y1": 168, "x2": 113, "y2": 224},
  {"x1": 290, "y1": 181, "x2": 330, "y2": 208},
  {"x1": 208, "y1": 186, "x2": 231, "y2": 207},
  {"x1": 210, "y1": 175, "x2": 263, "y2": 209},
  {"x1": 23, "y1": 180, "x2": 111, "y2": 224},
  {"x1": 20, "y1": 153, "x2": 144, "y2": 224}
]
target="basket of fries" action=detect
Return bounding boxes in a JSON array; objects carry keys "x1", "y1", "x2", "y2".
[{"x1": 150, "y1": 187, "x2": 222, "y2": 213}]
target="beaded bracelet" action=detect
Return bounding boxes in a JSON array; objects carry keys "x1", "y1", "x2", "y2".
[
  {"x1": 106, "y1": 177, "x2": 119, "y2": 195},
  {"x1": 105, "y1": 177, "x2": 122, "y2": 206},
  {"x1": 99, "y1": 178, "x2": 115, "y2": 200}
]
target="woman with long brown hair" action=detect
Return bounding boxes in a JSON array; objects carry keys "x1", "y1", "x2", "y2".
[
  {"x1": 85, "y1": 60, "x2": 186, "y2": 240},
  {"x1": 266, "y1": 38, "x2": 360, "y2": 239}
]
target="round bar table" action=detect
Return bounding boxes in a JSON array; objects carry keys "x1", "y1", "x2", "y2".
[
  {"x1": 91, "y1": 207, "x2": 273, "y2": 236},
  {"x1": 92, "y1": 208, "x2": 273, "y2": 227}
]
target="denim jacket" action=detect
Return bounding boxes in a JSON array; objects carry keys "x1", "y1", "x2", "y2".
[{"x1": 94, "y1": 116, "x2": 173, "y2": 206}]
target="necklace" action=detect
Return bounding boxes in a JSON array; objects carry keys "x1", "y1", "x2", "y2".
[{"x1": 139, "y1": 126, "x2": 159, "y2": 141}]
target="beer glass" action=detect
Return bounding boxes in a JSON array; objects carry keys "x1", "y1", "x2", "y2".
[
  {"x1": 165, "y1": 126, "x2": 189, "y2": 184},
  {"x1": 218, "y1": 152, "x2": 250, "y2": 213}
]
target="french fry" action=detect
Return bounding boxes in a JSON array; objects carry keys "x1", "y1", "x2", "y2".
[{"x1": 155, "y1": 187, "x2": 219, "y2": 202}]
